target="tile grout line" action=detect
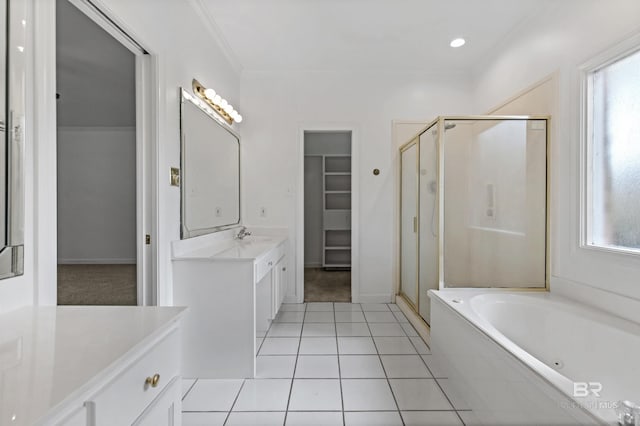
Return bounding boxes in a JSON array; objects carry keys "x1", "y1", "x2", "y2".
[
  {"x1": 364, "y1": 306, "x2": 406, "y2": 426},
  {"x1": 222, "y1": 379, "x2": 246, "y2": 425},
  {"x1": 412, "y1": 328, "x2": 468, "y2": 425},
  {"x1": 333, "y1": 303, "x2": 346, "y2": 426},
  {"x1": 282, "y1": 302, "x2": 306, "y2": 425},
  {"x1": 432, "y1": 376, "x2": 467, "y2": 426},
  {"x1": 181, "y1": 378, "x2": 198, "y2": 402},
  {"x1": 226, "y1": 309, "x2": 278, "y2": 425}
]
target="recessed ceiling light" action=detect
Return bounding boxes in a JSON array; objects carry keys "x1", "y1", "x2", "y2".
[{"x1": 450, "y1": 38, "x2": 466, "y2": 48}]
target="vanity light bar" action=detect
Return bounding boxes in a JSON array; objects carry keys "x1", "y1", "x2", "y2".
[{"x1": 192, "y1": 79, "x2": 243, "y2": 125}]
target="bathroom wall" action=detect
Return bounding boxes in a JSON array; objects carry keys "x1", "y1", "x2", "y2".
[
  {"x1": 472, "y1": 0, "x2": 640, "y2": 318},
  {"x1": 57, "y1": 127, "x2": 136, "y2": 264},
  {"x1": 241, "y1": 71, "x2": 474, "y2": 302}
]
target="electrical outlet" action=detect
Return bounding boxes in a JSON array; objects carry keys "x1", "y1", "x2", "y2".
[{"x1": 260, "y1": 207, "x2": 267, "y2": 217}]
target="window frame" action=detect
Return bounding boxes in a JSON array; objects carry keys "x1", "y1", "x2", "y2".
[{"x1": 580, "y1": 34, "x2": 640, "y2": 257}]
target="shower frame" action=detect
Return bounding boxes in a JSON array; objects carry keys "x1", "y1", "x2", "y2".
[{"x1": 398, "y1": 115, "x2": 551, "y2": 317}]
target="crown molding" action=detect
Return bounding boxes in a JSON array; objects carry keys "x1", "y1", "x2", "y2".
[{"x1": 188, "y1": 0, "x2": 244, "y2": 74}]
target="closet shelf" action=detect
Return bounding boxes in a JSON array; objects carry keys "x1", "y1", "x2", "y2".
[{"x1": 322, "y1": 154, "x2": 351, "y2": 268}]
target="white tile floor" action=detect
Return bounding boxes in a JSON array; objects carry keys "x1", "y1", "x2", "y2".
[{"x1": 182, "y1": 302, "x2": 470, "y2": 425}]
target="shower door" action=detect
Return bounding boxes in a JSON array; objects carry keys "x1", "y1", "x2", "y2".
[
  {"x1": 442, "y1": 118, "x2": 548, "y2": 288},
  {"x1": 400, "y1": 141, "x2": 418, "y2": 308},
  {"x1": 418, "y1": 129, "x2": 438, "y2": 323}
]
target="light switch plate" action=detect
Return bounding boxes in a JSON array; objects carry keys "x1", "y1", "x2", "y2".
[{"x1": 170, "y1": 167, "x2": 180, "y2": 187}]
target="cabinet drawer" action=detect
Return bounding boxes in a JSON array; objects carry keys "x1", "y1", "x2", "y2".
[
  {"x1": 255, "y1": 242, "x2": 285, "y2": 282},
  {"x1": 90, "y1": 329, "x2": 180, "y2": 426}
]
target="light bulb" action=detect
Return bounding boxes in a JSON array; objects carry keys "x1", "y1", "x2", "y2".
[
  {"x1": 235, "y1": 114, "x2": 243, "y2": 123},
  {"x1": 450, "y1": 38, "x2": 466, "y2": 48},
  {"x1": 204, "y1": 88, "x2": 216, "y2": 100},
  {"x1": 224, "y1": 104, "x2": 234, "y2": 114},
  {"x1": 212, "y1": 94, "x2": 222, "y2": 105},
  {"x1": 220, "y1": 99, "x2": 228, "y2": 110}
]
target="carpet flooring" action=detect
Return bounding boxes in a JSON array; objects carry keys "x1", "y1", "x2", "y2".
[
  {"x1": 57, "y1": 264, "x2": 137, "y2": 306},
  {"x1": 304, "y1": 267, "x2": 351, "y2": 302}
]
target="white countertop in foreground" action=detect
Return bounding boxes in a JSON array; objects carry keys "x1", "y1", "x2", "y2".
[{"x1": 0, "y1": 306, "x2": 186, "y2": 426}]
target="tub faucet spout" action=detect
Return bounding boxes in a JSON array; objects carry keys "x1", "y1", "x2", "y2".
[
  {"x1": 616, "y1": 400, "x2": 640, "y2": 425},
  {"x1": 236, "y1": 226, "x2": 251, "y2": 240}
]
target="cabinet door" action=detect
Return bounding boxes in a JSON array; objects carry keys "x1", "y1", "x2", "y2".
[
  {"x1": 278, "y1": 257, "x2": 287, "y2": 307},
  {"x1": 273, "y1": 256, "x2": 287, "y2": 316},
  {"x1": 133, "y1": 376, "x2": 181, "y2": 426},
  {"x1": 271, "y1": 264, "x2": 280, "y2": 318}
]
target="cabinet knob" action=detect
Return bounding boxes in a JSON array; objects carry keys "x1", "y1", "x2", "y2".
[
  {"x1": 282, "y1": 267, "x2": 286, "y2": 271},
  {"x1": 145, "y1": 373, "x2": 160, "y2": 388},
  {"x1": 268, "y1": 261, "x2": 273, "y2": 266}
]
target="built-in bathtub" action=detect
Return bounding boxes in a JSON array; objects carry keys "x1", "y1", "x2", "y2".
[{"x1": 429, "y1": 290, "x2": 639, "y2": 425}]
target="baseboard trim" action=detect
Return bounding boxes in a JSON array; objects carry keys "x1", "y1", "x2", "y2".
[
  {"x1": 356, "y1": 293, "x2": 394, "y2": 303},
  {"x1": 57, "y1": 258, "x2": 136, "y2": 265}
]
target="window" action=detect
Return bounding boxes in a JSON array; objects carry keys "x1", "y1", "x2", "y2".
[{"x1": 585, "y1": 46, "x2": 640, "y2": 253}]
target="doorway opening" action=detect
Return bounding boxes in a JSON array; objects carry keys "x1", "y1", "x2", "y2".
[
  {"x1": 55, "y1": 0, "x2": 150, "y2": 305},
  {"x1": 303, "y1": 131, "x2": 352, "y2": 302}
]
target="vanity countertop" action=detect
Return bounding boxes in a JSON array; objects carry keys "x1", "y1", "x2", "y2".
[
  {"x1": 0, "y1": 306, "x2": 186, "y2": 426},
  {"x1": 172, "y1": 234, "x2": 287, "y2": 262}
]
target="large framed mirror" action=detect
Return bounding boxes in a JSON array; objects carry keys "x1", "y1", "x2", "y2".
[
  {"x1": 0, "y1": 0, "x2": 26, "y2": 279},
  {"x1": 180, "y1": 89, "x2": 240, "y2": 239}
]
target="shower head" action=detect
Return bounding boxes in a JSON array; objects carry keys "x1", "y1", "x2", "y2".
[{"x1": 431, "y1": 122, "x2": 457, "y2": 136}]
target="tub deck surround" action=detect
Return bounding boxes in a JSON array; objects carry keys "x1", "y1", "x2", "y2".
[
  {"x1": 430, "y1": 289, "x2": 637, "y2": 425},
  {"x1": 171, "y1": 227, "x2": 290, "y2": 379},
  {"x1": 0, "y1": 306, "x2": 186, "y2": 426}
]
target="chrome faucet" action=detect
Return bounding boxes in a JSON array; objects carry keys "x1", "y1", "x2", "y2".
[
  {"x1": 236, "y1": 226, "x2": 251, "y2": 240},
  {"x1": 616, "y1": 400, "x2": 640, "y2": 425}
]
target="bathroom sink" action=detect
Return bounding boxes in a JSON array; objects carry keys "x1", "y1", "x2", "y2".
[
  {"x1": 172, "y1": 232, "x2": 286, "y2": 260},
  {"x1": 235, "y1": 235, "x2": 274, "y2": 244},
  {"x1": 215, "y1": 236, "x2": 281, "y2": 259}
]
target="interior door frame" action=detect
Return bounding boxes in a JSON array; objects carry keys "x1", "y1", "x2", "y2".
[
  {"x1": 53, "y1": 0, "x2": 158, "y2": 305},
  {"x1": 297, "y1": 124, "x2": 360, "y2": 303}
]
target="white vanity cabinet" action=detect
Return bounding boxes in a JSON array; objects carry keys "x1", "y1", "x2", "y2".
[
  {"x1": 85, "y1": 328, "x2": 181, "y2": 426},
  {"x1": 0, "y1": 307, "x2": 185, "y2": 426},
  {"x1": 172, "y1": 230, "x2": 289, "y2": 379}
]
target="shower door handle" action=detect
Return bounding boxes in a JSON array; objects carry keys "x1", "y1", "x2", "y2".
[{"x1": 413, "y1": 217, "x2": 417, "y2": 233}]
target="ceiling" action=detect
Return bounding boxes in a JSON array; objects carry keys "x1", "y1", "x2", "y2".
[
  {"x1": 200, "y1": 0, "x2": 553, "y2": 73},
  {"x1": 56, "y1": 0, "x2": 135, "y2": 127}
]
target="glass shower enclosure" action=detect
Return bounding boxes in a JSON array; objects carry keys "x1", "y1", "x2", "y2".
[{"x1": 399, "y1": 116, "x2": 549, "y2": 324}]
